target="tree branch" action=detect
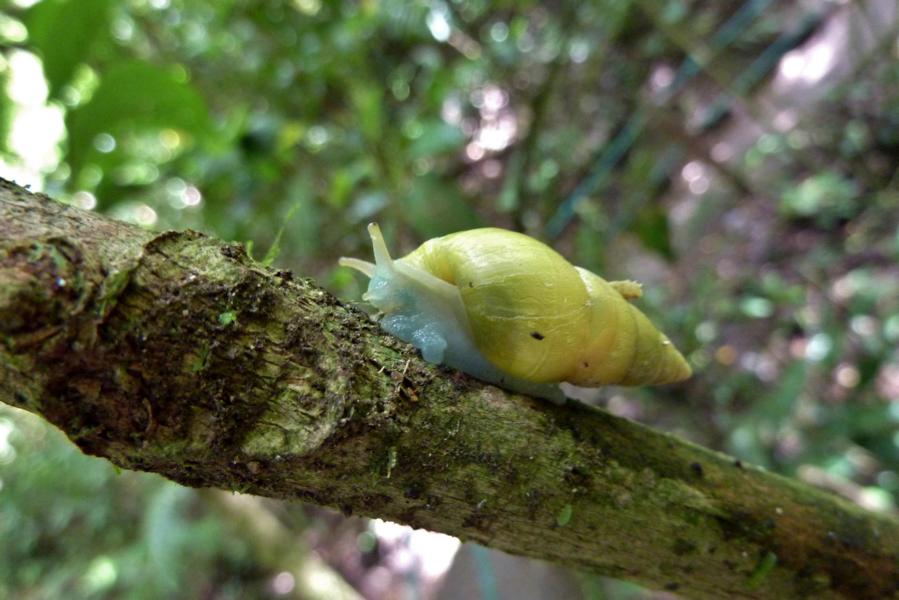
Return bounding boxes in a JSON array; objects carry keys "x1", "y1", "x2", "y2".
[{"x1": 1, "y1": 178, "x2": 897, "y2": 599}]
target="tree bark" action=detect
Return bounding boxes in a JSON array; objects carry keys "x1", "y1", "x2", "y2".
[{"x1": 1, "y1": 178, "x2": 897, "y2": 599}]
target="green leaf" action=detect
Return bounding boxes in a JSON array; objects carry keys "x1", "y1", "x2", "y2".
[
  {"x1": 25, "y1": 0, "x2": 114, "y2": 100},
  {"x1": 407, "y1": 121, "x2": 465, "y2": 159},
  {"x1": 739, "y1": 296, "x2": 774, "y2": 319},
  {"x1": 747, "y1": 551, "x2": 778, "y2": 589},
  {"x1": 400, "y1": 175, "x2": 483, "y2": 238},
  {"x1": 349, "y1": 84, "x2": 384, "y2": 142},
  {"x1": 328, "y1": 160, "x2": 370, "y2": 208},
  {"x1": 629, "y1": 205, "x2": 673, "y2": 259},
  {"x1": 556, "y1": 504, "x2": 573, "y2": 527},
  {"x1": 65, "y1": 60, "x2": 209, "y2": 180},
  {"x1": 0, "y1": 71, "x2": 11, "y2": 155},
  {"x1": 780, "y1": 172, "x2": 859, "y2": 226}
]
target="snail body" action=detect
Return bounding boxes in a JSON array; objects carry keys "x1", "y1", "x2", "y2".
[{"x1": 340, "y1": 224, "x2": 691, "y2": 402}]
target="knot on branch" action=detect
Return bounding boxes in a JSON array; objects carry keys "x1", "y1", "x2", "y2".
[{"x1": 0, "y1": 238, "x2": 86, "y2": 345}]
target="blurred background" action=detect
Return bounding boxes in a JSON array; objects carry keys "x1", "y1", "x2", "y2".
[{"x1": 1, "y1": 0, "x2": 898, "y2": 598}]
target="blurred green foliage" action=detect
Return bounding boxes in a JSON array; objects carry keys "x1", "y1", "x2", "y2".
[
  {"x1": 0, "y1": 406, "x2": 266, "y2": 599},
  {"x1": 1, "y1": 0, "x2": 899, "y2": 597}
]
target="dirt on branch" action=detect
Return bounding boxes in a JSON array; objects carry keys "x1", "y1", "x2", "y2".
[{"x1": 1, "y1": 178, "x2": 898, "y2": 599}]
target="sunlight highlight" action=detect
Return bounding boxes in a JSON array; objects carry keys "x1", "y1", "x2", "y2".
[
  {"x1": 778, "y1": 39, "x2": 835, "y2": 85},
  {"x1": 2, "y1": 51, "x2": 65, "y2": 188}
]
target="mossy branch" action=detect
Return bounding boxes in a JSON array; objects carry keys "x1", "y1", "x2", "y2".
[{"x1": 1, "y1": 178, "x2": 897, "y2": 599}]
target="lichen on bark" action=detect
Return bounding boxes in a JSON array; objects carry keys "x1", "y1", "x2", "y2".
[{"x1": 2, "y1": 178, "x2": 898, "y2": 599}]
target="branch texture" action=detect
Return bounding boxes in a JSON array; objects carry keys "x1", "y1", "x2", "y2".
[{"x1": 1, "y1": 179, "x2": 897, "y2": 599}]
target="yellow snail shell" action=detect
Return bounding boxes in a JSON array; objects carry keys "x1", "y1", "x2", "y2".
[{"x1": 340, "y1": 224, "x2": 691, "y2": 402}]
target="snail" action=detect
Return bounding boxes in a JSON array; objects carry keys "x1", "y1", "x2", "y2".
[{"x1": 339, "y1": 224, "x2": 691, "y2": 402}]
